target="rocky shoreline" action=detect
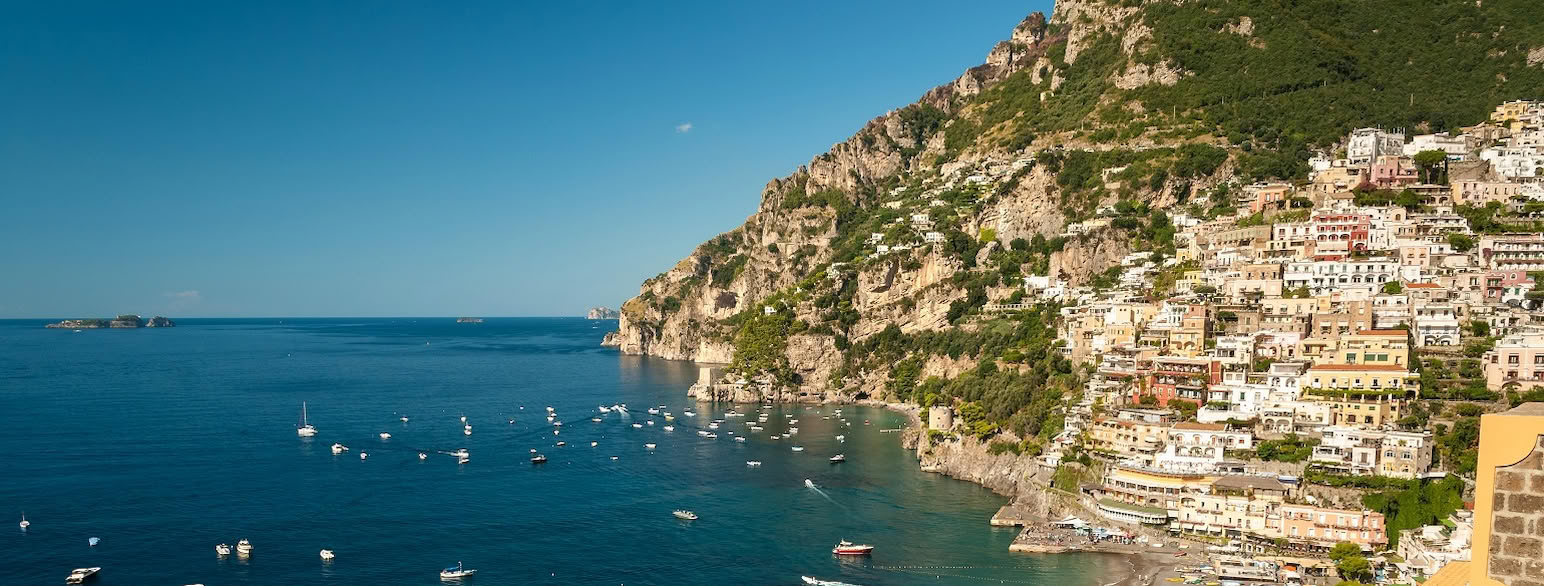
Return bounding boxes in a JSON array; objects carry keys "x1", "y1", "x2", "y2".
[{"x1": 46, "y1": 315, "x2": 175, "y2": 329}]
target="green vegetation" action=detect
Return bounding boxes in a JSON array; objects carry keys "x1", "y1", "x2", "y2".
[
  {"x1": 1131, "y1": 0, "x2": 1544, "y2": 179},
  {"x1": 728, "y1": 310, "x2": 792, "y2": 383},
  {"x1": 1362, "y1": 475, "x2": 1466, "y2": 547},
  {"x1": 1253, "y1": 434, "x2": 1318, "y2": 463}
]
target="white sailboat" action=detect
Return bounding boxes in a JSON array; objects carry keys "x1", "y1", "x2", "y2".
[
  {"x1": 296, "y1": 402, "x2": 317, "y2": 437},
  {"x1": 18, "y1": 512, "x2": 29, "y2": 530}
]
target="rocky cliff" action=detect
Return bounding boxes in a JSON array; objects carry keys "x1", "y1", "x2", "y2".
[
  {"x1": 611, "y1": 0, "x2": 1542, "y2": 404},
  {"x1": 586, "y1": 307, "x2": 620, "y2": 320}
]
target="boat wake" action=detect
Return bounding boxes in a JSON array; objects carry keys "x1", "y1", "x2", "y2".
[{"x1": 802, "y1": 577, "x2": 863, "y2": 586}]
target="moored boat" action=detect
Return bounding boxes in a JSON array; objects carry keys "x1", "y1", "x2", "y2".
[
  {"x1": 440, "y1": 561, "x2": 476, "y2": 579},
  {"x1": 65, "y1": 567, "x2": 100, "y2": 584},
  {"x1": 235, "y1": 539, "x2": 253, "y2": 555},
  {"x1": 530, "y1": 454, "x2": 547, "y2": 464},
  {"x1": 215, "y1": 543, "x2": 232, "y2": 556},
  {"x1": 320, "y1": 549, "x2": 335, "y2": 560},
  {"x1": 831, "y1": 540, "x2": 874, "y2": 556},
  {"x1": 296, "y1": 402, "x2": 317, "y2": 437},
  {"x1": 331, "y1": 443, "x2": 348, "y2": 454},
  {"x1": 672, "y1": 510, "x2": 698, "y2": 520},
  {"x1": 830, "y1": 454, "x2": 845, "y2": 463}
]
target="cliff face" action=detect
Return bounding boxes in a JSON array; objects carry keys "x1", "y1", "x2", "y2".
[
  {"x1": 611, "y1": 0, "x2": 1533, "y2": 401},
  {"x1": 612, "y1": 2, "x2": 1202, "y2": 383}
]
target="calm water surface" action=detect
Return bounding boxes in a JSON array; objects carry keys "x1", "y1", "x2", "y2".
[{"x1": 0, "y1": 318, "x2": 1114, "y2": 585}]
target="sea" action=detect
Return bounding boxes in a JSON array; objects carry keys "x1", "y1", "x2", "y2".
[{"x1": 0, "y1": 318, "x2": 1119, "y2": 585}]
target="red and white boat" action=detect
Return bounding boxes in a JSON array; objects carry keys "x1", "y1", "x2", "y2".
[{"x1": 831, "y1": 540, "x2": 874, "y2": 556}]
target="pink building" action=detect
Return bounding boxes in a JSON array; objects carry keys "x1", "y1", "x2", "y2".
[
  {"x1": 1370, "y1": 155, "x2": 1418, "y2": 189},
  {"x1": 1277, "y1": 503, "x2": 1388, "y2": 550},
  {"x1": 1484, "y1": 333, "x2": 1544, "y2": 391}
]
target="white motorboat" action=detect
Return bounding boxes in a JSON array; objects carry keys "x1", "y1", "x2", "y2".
[
  {"x1": 18, "y1": 513, "x2": 28, "y2": 530},
  {"x1": 735, "y1": 437, "x2": 746, "y2": 443},
  {"x1": 556, "y1": 441, "x2": 566, "y2": 446},
  {"x1": 440, "y1": 561, "x2": 476, "y2": 579},
  {"x1": 320, "y1": 549, "x2": 335, "y2": 560},
  {"x1": 644, "y1": 443, "x2": 657, "y2": 449},
  {"x1": 750, "y1": 425, "x2": 763, "y2": 431},
  {"x1": 552, "y1": 420, "x2": 562, "y2": 427},
  {"x1": 530, "y1": 454, "x2": 547, "y2": 464},
  {"x1": 552, "y1": 429, "x2": 559, "y2": 436},
  {"x1": 89, "y1": 537, "x2": 99, "y2": 546},
  {"x1": 591, "y1": 417, "x2": 602, "y2": 423},
  {"x1": 646, "y1": 420, "x2": 655, "y2": 426},
  {"x1": 598, "y1": 405, "x2": 611, "y2": 413},
  {"x1": 632, "y1": 423, "x2": 643, "y2": 429},
  {"x1": 704, "y1": 432, "x2": 717, "y2": 439},
  {"x1": 465, "y1": 423, "x2": 474, "y2": 430},
  {"x1": 214, "y1": 543, "x2": 232, "y2": 555},
  {"x1": 458, "y1": 456, "x2": 469, "y2": 464},
  {"x1": 832, "y1": 540, "x2": 874, "y2": 556},
  {"x1": 746, "y1": 460, "x2": 761, "y2": 466},
  {"x1": 835, "y1": 435, "x2": 845, "y2": 442},
  {"x1": 590, "y1": 441, "x2": 598, "y2": 447},
  {"x1": 683, "y1": 411, "x2": 696, "y2": 417},
  {"x1": 663, "y1": 425, "x2": 675, "y2": 431},
  {"x1": 672, "y1": 510, "x2": 698, "y2": 520},
  {"x1": 449, "y1": 448, "x2": 468, "y2": 458},
  {"x1": 707, "y1": 422, "x2": 719, "y2": 429},
  {"x1": 647, "y1": 408, "x2": 659, "y2": 415},
  {"x1": 613, "y1": 404, "x2": 628, "y2": 413},
  {"x1": 545, "y1": 406, "x2": 554, "y2": 412},
  {"x1": 696, "y1": 430, "x2": 708, "y2": 436},
  {"x1": 65, "y1": 567, "x2": 100, "y2": 584},
  {"x1": 464, "y1": 428, "x2": 472, "y2": 436},
  {"x1": 805, "y1": 478, "x2": 815, "y2": 488},
  {"x1": 529, "y1": 448, "x2": 537, "y2": 453},
  {"x1": 769, "y1": 434, "x2": 780, "y2": 441},
  {"x1": 802, "y1": 576, "x2": 862, "y2": 586},
  {"x1": 507, "y1": 419, "x2": 515, "y2": 424},
  {"x1": 331, "y1": 443, "x2": 348, "y2": 454},
  {"x1": 461, "y1": 415, "x2": 469, "y2": 423},
  {"x1": 789, "y1": 427, "x2": 799, "y2": 434},
  {"x1": 830, "y1": 454, "x2": 845, "y2": 463},
  {"x1": 419, "y1": 452, "x2": 428, "y2": 460},
  {"x1": 791, "y1": 446, "x2": 805, "y2": 452},
  {"x1": 236, "y1": 539, "x2": 253, "y2": 555},
  {"x1": 296, "y1": 402, "x2": 317, "y2": 437},
  {"x1": 359, "y1": 451, "x2": 368, "y2": 460},
  {"x1": 379, "y1": 432, "x2": 391, "y2": 439},
  {"x1": 400, "y1": 416, "x2": 410, "y2": 423}
]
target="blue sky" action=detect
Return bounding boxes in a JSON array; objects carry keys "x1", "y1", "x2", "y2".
[{"x1": 0, "y1": 1, "x2": 1051, "y2": 317}]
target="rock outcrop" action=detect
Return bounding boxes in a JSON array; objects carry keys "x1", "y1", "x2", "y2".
[{"x1": 586, "y1": 307, "x2": 620, "y2": 320}]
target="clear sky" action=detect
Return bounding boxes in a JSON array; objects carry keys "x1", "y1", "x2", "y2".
[{"x1": 0, "y1": 1, "x2": 1052, "y2": 318}]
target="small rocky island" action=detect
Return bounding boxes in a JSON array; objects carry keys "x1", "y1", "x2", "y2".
[
  {"x1": 46, "y1": 315, "x2": 175, "y2": 329},
  {"x1": 585, "y1": 307, "x2": 619, "y2": 319}
]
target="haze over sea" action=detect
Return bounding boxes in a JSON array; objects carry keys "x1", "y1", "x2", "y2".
[{"x1": 0, "y1": 318, "x2": 1112, "y2": 585}]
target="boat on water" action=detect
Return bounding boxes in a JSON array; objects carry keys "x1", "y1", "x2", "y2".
[
  {"x1": 804, "y1": 478, "x2": 815, "y2": 488},
  {"x1": 531, "y1": 454, "x2": 547, "y2": 464},
  {"x1": 331, "y1": 443, "x2": 348, "y2": 454},
  {"x1": 696, "y1": 430, "x2": 708, "y2": 436},
  {"x1": 359, "y1": 451, "x2": 369, "y2": 460},
  {"x1": 646, "y1": 420, "x2": 655, "y2": 426},
  {"x1": 590, "y1": 441, "x2": 598, "y2": 447},
  {"x1": 703, "y1": 432, "x2": 717, "y2": 439},
  {"x1": 832, "y1": 540, "x2": 874, "y2": 556},
  {"x1": 647, "y1": 408, "x2": 659, "y2": 415},
  {"x1": 802, "y1": 576, "x2": 862, "y2": 586},
  {"x1": 672, "y1": 510, "x2": 698, "y2": 520},
  {"x1": 296, "y1": 402, "x2": 317, "y2": 437},
  {"x1": 598, "y1": 405, "x2": 611, "y2": 413},
  {"x1": 461, "y1": 415, "x2": 469, "y2": 423},
  {"x1": 750, "y1": 425, "x2": 763, "y2": 431},
  {"x1": 591, "y1": 417, "x2": 602, "y2": 423},
  {"x1": 746, "y1": 461, "x2": 761, "y2": 467},
  {"x1": 88, "y1": 537, "x2": 100, "y2": 546},
  {"x1": 556, "y1": 441, "x2": 566, "y2": 446},
  {"x1": 664, "y1": 414, "x2": 675, "y2": 421},
  {"x1": 830, "y1": 454, "x2": 845, "y2": 463},
  {"x1": 464, "y1": 428, "x2": 472, "y2": 436},
  {"x1": 400, "y1": 416, "x2": 410, "y2": 423},
  {"x1": 236, "y1": 539, "x2": 253, "y2": 555},
  {"x1": 789, "y1": 427, "x2": 799, "y2": 434},
  {"x1": 735, "y1": 437, "x2": 746, "y2": 443},
  {"x1": 214, "y1": 543, "x2": 232, "y2": 556},
  {"x1": 450, "y1": 448, "x2": 469, "y2": 458},
  {"x1": 631, "y1": 423, "x2": 643, "y2": 429},
  {"x1": 455, "y1": 317, "x2": 483, "y2": 323},
  {"x1": 707, "y1": 422, "x2": 719, "y2": 429},
  {"x1": 440, "y1": 561, "x2": 476, "y2": 579},
  {"x1": 379, "y1": 432, "x2": 391, "y2": 439},
  {"x1": 683, "y1": 411, "x2": 696, "y2": 417},
  {"x1": 835, "y1": 435, "x2": 845, "y2": 442},
  {"x1": 644, "y1": 443, "x2": 656, "y2": 449},
  {"x1": 663, "y1": 425, "x2": 675, "y2": 431},
  {"x1": 791, "y1": 446, "x2": 804, "y2": 452},
  {"x1": 419, "y1": 452, "x2": 428, "y2": 460},
  {"x1": 19, "y1": 513, "x2": 28, "y2": 530},
  {"x1": 65, "y1": 567, "x2": 100, "y2": 584},
  {"x1": 320, "y1": 549, "x2": 335, "y2": 560}
]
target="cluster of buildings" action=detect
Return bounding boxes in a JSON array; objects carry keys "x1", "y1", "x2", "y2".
[{"x1": 999, "y1": 103, "x2": 1544, "y2": 573}]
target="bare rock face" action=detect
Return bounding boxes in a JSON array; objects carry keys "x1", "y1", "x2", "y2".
[
  {"x1": 1056, "y1": 0, "x2": 1144, "y2": 64},
  {"x1": 1530, "y1": 46, "x2": 1544, "y2": 67},
  {"x1": 918, "y1": 433, "x2": 1052, "y2": 500},
  {"x1": 1048, "y1": 228, "x2": 1134, "y2": 284},
  {"x1": 1112, "y1": 60, "x2": 1187, "y2": 89}
]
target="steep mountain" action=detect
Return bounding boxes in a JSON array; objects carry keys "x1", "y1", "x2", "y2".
[{"x1": 610, "y1": 0, "x2": 1544, "y2": 426}]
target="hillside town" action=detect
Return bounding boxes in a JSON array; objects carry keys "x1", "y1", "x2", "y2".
[{"x1": 923, "y1": 101, "x2": 1544, "y2": 585}]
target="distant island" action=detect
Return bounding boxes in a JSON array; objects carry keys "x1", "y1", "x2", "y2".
[
  {"x1": 46, "y1": 315, "x2": 175, "y2": 329},
  {"x1": 586, "y1": 307, "x2": 619, "y2": 320},
  {"x1": 456, "y1": 317, "x2": 484, "y2": 323}
]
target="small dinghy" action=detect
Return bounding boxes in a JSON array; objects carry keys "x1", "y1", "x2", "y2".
[
  {"x1": 379, "y1": 432, "x2": 391, "y2": 440},
  {"x1": 830, "y1": 454, "x2": 845, "y2": 463},
  {"x1": 746, "y1": 460, "x2": 762, "y2": 467},
  {"x1": 419, "y1": 452, "x2": 428, "y2": 460},
  {"x1": 331, "y1": 443, "x2": 348, "y2": 454},
  {"x1": 644, "y1": 443, "x2": 656, "y2": 449},
  {"x1": 359, "y1": 452, "x2": 368, "y2": 460}
]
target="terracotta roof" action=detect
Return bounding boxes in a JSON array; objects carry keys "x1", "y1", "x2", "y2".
[
  {"x1": 1307, "y1": 364, "x2": 1410, "y2": 372},
  {"x1": 1406, "y1": 282, "x2": 1441, "y2": 288},
  {"x1": 1172, "y1": 422, "x2": 1226, "y2": 431},
  {"x1": 1423, "y1": 561, "x2": 1469, "y2": 586}
]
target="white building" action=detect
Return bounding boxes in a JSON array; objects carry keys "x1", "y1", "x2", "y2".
[
  {"x1": 1413, "y1": 304, "x2": 1461, "y2": 347},
  {"x1": 1397, "y1": 511, "x2": 1473, "y2": 578},
  {"x1": 1403, "y1": 132, "x2": 1469, "y2": 160},
  {"x1": 1348, "y1": 128, "x2": 1407, "y2": 165}
]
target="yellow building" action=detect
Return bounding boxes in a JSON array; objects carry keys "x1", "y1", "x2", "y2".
[
  {"x1": 1320, "y1": 329, "x2": 1412, "y2": 367},
  {"x1": 1304, "y1": 364, "x2": 1415, "y2": 427},
  {"x1": 1453, "y1": 402, "x2": 1544, "y2": 586}
]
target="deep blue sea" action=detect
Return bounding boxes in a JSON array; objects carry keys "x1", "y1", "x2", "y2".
[{"x1": 0, "y1": 318, "x2": 1113, "y2": 585}]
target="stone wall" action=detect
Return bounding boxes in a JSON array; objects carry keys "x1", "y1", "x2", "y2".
[{"x1": 1489, "y1": 433, "x2": 1544, "y2": 585}]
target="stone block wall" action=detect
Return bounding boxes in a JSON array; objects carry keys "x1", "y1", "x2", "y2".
[{"x1": 1490, "y1": 434, "x2": 1544, "y2": 585}]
